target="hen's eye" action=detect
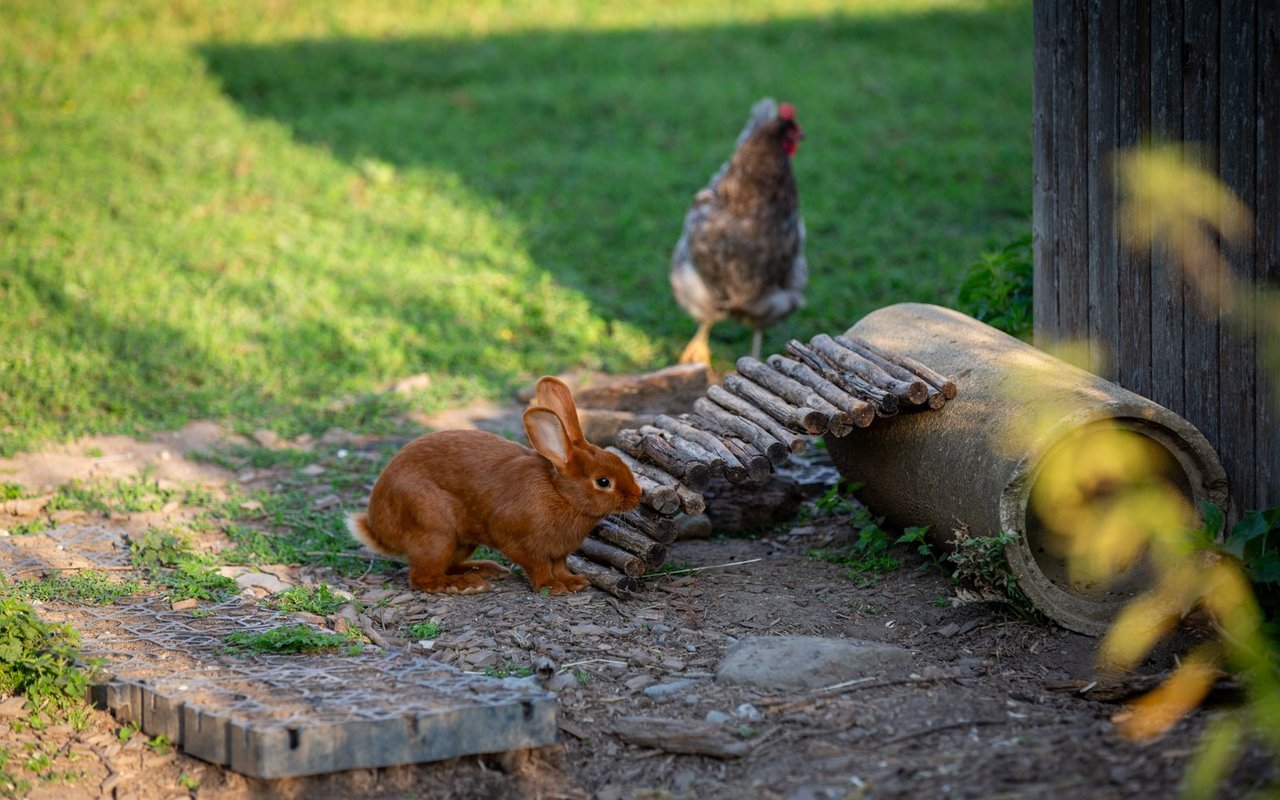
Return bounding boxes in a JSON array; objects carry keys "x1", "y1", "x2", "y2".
[{"x1": 595, "y1": 477, "x2": 612, "y2": 489}]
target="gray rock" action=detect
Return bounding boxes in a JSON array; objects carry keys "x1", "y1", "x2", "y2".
[
  {"x1": 715, "y1": 636, "x2": 913, "y2": 690},
  {"x1": 733, "y1": 703, "x2": 763, "y2": 721},
  {"x1": 231, "y1": 571, "x2": 293, "y2": 595},
  {"x1": 642, "y1": 678, "x2": 697, "y2": 699},
  {"x1": 704, "y1": 710, "x2": 732, "y2": 725}
]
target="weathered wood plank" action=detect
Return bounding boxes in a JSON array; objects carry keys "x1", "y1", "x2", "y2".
[
  {"x1": 1116, "y1": 0, "x2": 1153, "y2": 399},
  {"x1": 1149, "y1": 0, "x2": 1186, "y2": 416},
  {"x1": 1218, "y1": 0, "x2": 1258, "y2": 511},
  {"x1": 1036, "y1": 0, "x2": 1278, "y2": 515},
  {"x1": 1033, "y1": 0, "x2": 1059, "y2": 346},
  {"x1": 1257, "y1": 1, "x2": 1280, "y2": 509},
  {"x1": 1057, "y1": 0, "x2": 1090, "y2": 350},
  {"x1": 1181, "y1": 0, "x2": 1222, "y2": 457},
  {"x1": 1087, "y1": 0, "x2": 1119, "y2": 379}
]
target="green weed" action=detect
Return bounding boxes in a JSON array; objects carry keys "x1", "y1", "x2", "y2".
[
  {"x1": 222, "y1": 625, "x2": 362, "y2": 655},
  {"x1": 0, "y1": 484, "x2": 25, "y2": 501},
  {"x1": 8, "y1": 519, "x2": 51, "y2": 537},
  {"x1": 0, "y1": 599, "x2": 98, "y2": 728},
  {"x1": 267, "y1": 584, "x2": 347, "y2": 616},
  {"x1": 946, "y1": 528, "x2": 1039, "y2": 619},
  {"x1": 805, "y1": 491, "x2": 930, "y2": 586},
  {"x1": 403, "y1": 621, "x2": 442, "y2": 640},
  {"x1": 1218, "y1": 505, "x2": 1280, "y2": 626},
  {"x1": 128, "y1": 529, "x2": 238, "y2": 602},
  {"x1": 954, "y1": 235, "x2": 1034, "y2": 340},
  {"x1": 144, "y1": 735, "x2": 172, "y2": 755},
  {"x1": 117, "y1": 721, "x2": 140, "y2": 743},
  {"x1": 0, "y1": 745, "x2": 30, "y2": 799}
]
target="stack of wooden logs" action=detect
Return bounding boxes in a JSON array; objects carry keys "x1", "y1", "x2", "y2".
[{"x1": 568, "y1": 333, "x2": 958, "y2": 598}]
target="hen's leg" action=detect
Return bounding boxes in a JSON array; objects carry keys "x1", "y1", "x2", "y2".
[
  {"x1": 678, "y1": 320, "x2": 714, "y2": 366},
  {"x1": 750, "y1": 328, "x2": 764, "y2": 361}
]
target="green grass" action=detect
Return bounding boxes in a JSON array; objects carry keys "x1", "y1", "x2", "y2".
[
  {"x1": 42, "y1": 470, "x2": 223, "y2": 516},
  {"x1": 5, "y1": 571, "x2": 143, "y2": 606},
  {"x1": 0, "y1": 0, "x2": 1032, "y2": 455}
]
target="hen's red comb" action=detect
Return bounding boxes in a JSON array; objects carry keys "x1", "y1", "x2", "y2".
[{"x1": 778, "y1": 102, "x2": 797, "y2": 121}]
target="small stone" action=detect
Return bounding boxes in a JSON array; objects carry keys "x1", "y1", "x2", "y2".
[
  {"x1": 312, "y1": 494, "x2": 340, "y2": 510},
  {"x1": 390, "y1": 373, "x2": 432, "y2": 396},
  {"x1": 704, "y1": 710, "x2": 732, "y2": 725},
  {"x1": 234, "y1": 571, "x2": 293, "y2": 595},
  {"x1": 464, "y1": 649, "x2": 496, "y2": 667},
  {"x1": 300, "y1": 464, "x2": 326, "y2": 477},
  {"x1": 674, "y1": 513, "x2": 713, "y2": 540},
  {"x1": 734, "y1": 703, "x2": 763, "y2": 722},
  {"x1": 546, "y1": 673, "x2": 578, "y2": 693},
  {"x1": 170, "y1": 598, "x2": 199, "y2": 612},
  {"x1": 624, "y1": 674, "x2": 657, "y2": 692},
  {"x1": 642, "y1": 678, "x2": 697, "y2": 700},
  {"x1": 252, "y1": 429, "x2": 281, "y2": 449},
  {"x1": 0, "y1": 696, "x2": 28, "y2": 719},
  {"x1": 320, "y1": 427, "x2": 357, "y2": 445}
]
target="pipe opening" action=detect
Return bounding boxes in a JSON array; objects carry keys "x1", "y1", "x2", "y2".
[{"x1": 1023, "y1": 422, "x2": 1194, "y2": 604}]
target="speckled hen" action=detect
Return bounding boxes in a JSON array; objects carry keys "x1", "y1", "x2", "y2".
[{"x1": 670, "y1": 98, "x2": 808, "y2": 366}]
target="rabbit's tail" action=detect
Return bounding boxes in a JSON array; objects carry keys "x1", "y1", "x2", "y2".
[{"x1": 346, "y1": 512, "x2": 396, "y2": 556}]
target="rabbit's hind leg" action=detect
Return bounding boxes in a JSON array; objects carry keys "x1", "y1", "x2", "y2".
[
  {"x1": 550, "y1": 557, "x2": 589, "y2": 592},
  {"x1": 404, "y1": 535, "x2": 492, "y2": 594},
  {"x1": 447, "y1": 545, "x2": 511, "y2": 579}
]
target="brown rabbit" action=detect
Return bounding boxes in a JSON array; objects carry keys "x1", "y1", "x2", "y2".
[{"x1": 347, "y1": 376, "x2": 642, "y2": 595}]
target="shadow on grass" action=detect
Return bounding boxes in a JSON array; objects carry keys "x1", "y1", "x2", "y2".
[{"x1": 198, "y1": 6, "x2": 1032, "y2": 354}]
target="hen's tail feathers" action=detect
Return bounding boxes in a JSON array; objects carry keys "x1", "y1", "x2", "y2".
[{"x1": 347, "y1": 512, "x2": 396, "y2": 556}]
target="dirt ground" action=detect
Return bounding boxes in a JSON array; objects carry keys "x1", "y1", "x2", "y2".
[{"x1": 0, "y1": 419, "x2": 1273, "y2": 800}]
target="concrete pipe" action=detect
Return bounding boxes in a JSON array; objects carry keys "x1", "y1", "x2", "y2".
[{"x1": 824, "y1": 303, "x2": 1229, "y2": 636}]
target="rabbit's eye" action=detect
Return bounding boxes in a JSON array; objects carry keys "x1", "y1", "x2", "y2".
[{"x1": 595, "y1": 477, "x2": 612, "y2": 489}]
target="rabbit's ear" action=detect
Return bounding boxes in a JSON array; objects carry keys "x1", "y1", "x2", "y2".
[
  {"x1": 533, "y1": 376, "x2": 585, "y2": 444},
  {"x1": 524, "y1": 407, "x2": 574, "y2": 470}
]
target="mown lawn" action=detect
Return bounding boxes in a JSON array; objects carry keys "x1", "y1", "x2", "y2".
[{"x1": 0, "y1": 0, "x2": 1032, "y2": 453}]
